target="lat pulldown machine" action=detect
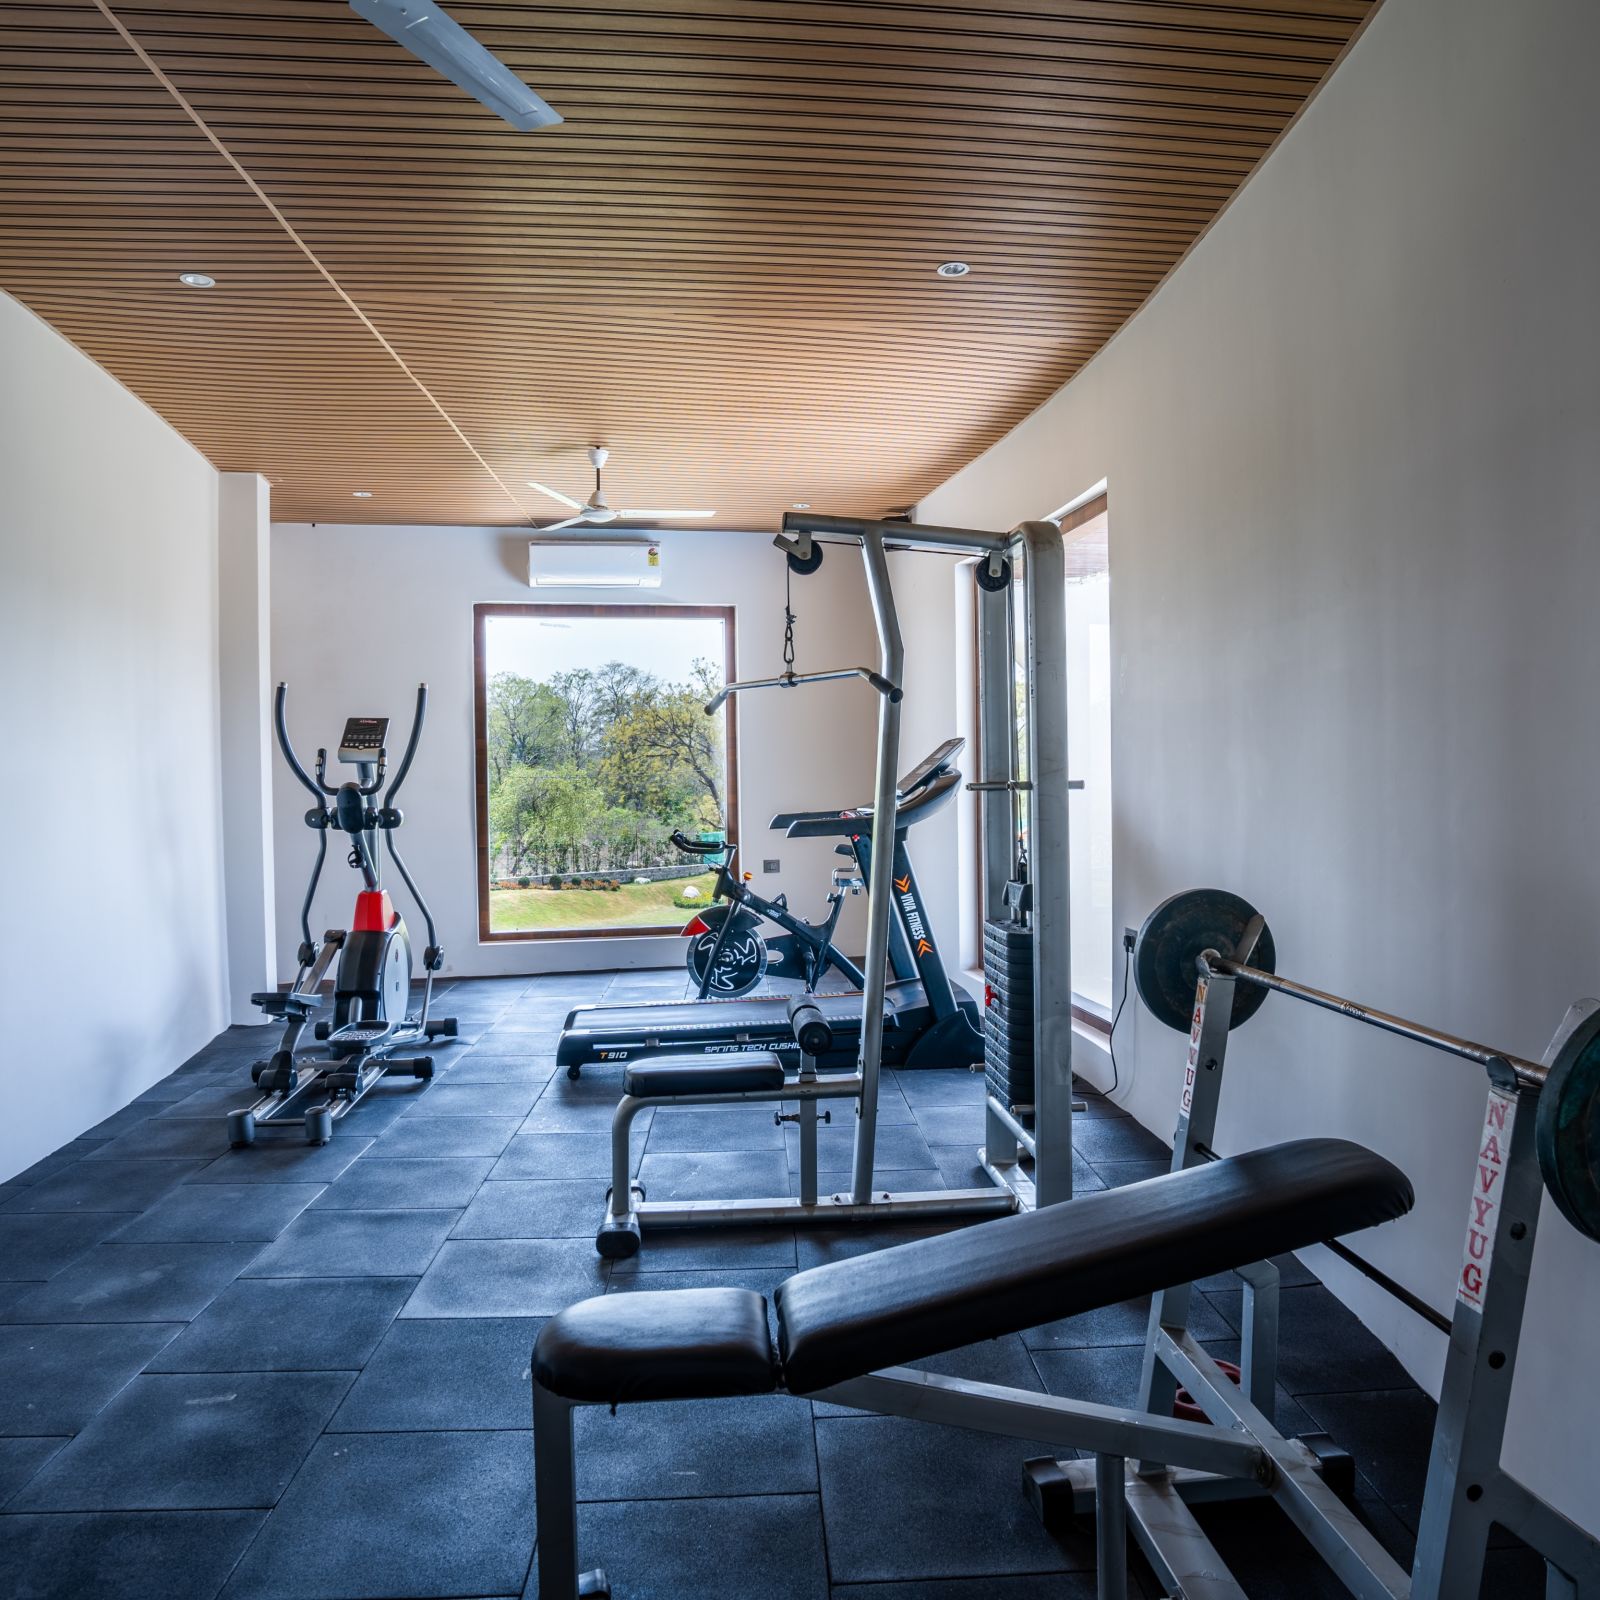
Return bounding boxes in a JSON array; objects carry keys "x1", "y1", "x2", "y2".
[{"x1": 593, "y1": 514, "x2": 1077, "y2": 1256}]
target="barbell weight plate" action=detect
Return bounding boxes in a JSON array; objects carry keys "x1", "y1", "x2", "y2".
[
  {"x1": 1535, "y1": 1008, "x2": 1600, "y2": 1245},
  {"x1": 1134, "y1": 888, "x2": 1277, "y2": 1033}
]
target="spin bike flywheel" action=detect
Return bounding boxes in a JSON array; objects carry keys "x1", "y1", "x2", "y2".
[{"x1": 685, "y1": 904, "x2": 768, "y2": 997}]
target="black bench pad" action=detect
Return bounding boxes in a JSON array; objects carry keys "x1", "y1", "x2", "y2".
[
  {"x1": 623, "y1": 1053, "x2": 786, "y2": 1098},
  {"x1": 534, "y1": 1288, "x2": 778, "y2": 1405},
  {"x1": 774, "y1": 1138, "x2": 1412, "y2": 1394}
]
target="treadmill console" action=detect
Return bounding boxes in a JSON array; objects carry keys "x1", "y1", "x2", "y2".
[{"x1": 338, "y1": 716, "x2": 389, "y2": 764}]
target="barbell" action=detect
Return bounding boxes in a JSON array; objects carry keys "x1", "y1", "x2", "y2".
[{"x1": 1133, "y1": 887, "x2": 1600, "y2": 1245}]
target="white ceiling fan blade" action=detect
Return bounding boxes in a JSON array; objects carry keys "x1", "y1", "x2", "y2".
[
  {"x1": 349, "y1": 0, "x2": 563, "y2": 132},
  {"x1": 526, "y1": 478, "x2": 584, "y2": 510},
  {"x1": 617, "y1": 509, "x2": 717, "y2": 520},
  {"x1": 537, "y1": 514, "x2": 590, "y2": 532}
]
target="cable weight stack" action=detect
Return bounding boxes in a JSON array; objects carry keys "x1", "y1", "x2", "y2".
[{"x1": 983, "y1": 917, "x2": 1034, "y2": 1110}]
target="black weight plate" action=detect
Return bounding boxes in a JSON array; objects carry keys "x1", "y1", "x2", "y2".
[
  {"x1": 1536, "y1": 1006, "x2": 1600, "y2": 1244},
  {"x1": 1134, "y1": 888, "x2": 1276, "y2": 1033}
]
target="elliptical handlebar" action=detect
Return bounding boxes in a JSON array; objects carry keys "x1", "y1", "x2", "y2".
[
  {"x1": 384, "y1": 683, "x2": 428, "y2": 805},
  {"x1": 274, "y1": 684, "x2": 323, "y2": 800}
]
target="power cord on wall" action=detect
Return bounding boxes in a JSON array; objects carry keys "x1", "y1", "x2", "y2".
[{"x1": 1105, "y1": 930, "x2": 1134, "y2": 1096}]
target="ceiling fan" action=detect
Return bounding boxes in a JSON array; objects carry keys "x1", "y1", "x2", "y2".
[
  {"x1": 349, "y1": 0, "x2": 563, "y2": 131},
  {"x1": 527, "y1": 447, "x2": 716, "y2": 530}
]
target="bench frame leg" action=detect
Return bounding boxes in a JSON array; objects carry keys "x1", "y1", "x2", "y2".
[{"x1": 533, "y1": 1379, "x2": 609, "y2": 1599}]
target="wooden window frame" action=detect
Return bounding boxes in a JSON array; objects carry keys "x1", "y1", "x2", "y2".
[{"x1": 473, "y1": 601, "x2": 739, "y2": 944}]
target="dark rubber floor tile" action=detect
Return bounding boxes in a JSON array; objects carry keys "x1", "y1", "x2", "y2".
[
  {"x1": 793, "y1": 1121, "x2": 936, "y2": 1173},
  {"x1": 5, "y1": 1243, "x2": 261, "y2": 1323},
  {"x1": 646, "y1": 1105, "x2": 787, "y2": 1153},
  {"x1": 575, "y1": 1393, "x2": 817, "y2": 1500},
  {"x1": 401, "y1": 1238, "x2": 608, "y2": 1317},
  {"x1": 366, "y1": 1116, "x2": 522, "y2": 1159},
  {"x1": 1068, "y1": 1117, "x2": 1170, "y2": 1164},
  {"x1": 606, "y1": 1225, "x2": 797, "y2": 1275},
  {"x1": 606, "y1": 1267, "x2": 793, "y2": 1298},
  {"x1": 110, "y1": 1183, "x2": 324, "y2": 1244},
  {"x1": 188, "y1": 1138, "x2": 373, "y2": 1185},
  {"x1": 222, "y1": 1430, "x2": 534, "y2": 1599},
  {"x1": 147, "y1": 1276, "x2": 415, "y2": 1373},
  {"x1": 637, "y1": 1149, "x2": 791, "y2": 1201},
  {"x1": 570, "y1": 1493, "x2": 828, "y2": 1600},
  {"x1": 1082, "y1": 1158, "x2": 1172, "y2": 1189},
  {"x1": 2, "y1": 1160, "x2": 209, "y2": 1214},
  {"x1": 797, "y1": 1167, "x2": 970, "y2": 1197},
  {"x1": 82, "y1": 1100, "x2": 169, "y2": 1140},
  {"x1": 451, "y1": 1178, "x2": 612, "y2": 1239},
  {"x1": 0, "y1": 1436, "x2": 66, "y2": 1505},
  {"x1": 400, "y1": 1082, "x2": 540, "y2": 1118},
  {"x1": 831, "y1": 1579, "x2": 1103, "y2": 1600},
  {"x1": 440, "y1": 1054, "x2": 554, "y2": 1085},
  {"x1": 11, "y1": 1370, "x2": 353, "y2": 1511},
  {"x1": 814, "y1": 1331, "x2": 1045, "y2": 1418},
  {"x1": 816, "y1": 1414, "x2": 1086, "y2": 1581},
  {"x1": 1021, "y1": 1291, "x2": 1236, "y2": 1351},
  {"x1": 311, "y1": 1157, "x2": 493, "y2": 1211},
  {"x1": 794, "y1": 1216, "x2": 974, "y2": 1270},
  {"x1": 1295, "y1": 1386, "x2": 1438, "y2": 1508},
  {"x1": 6, "y1": 1139, "x2": 110, "y2": 1189},
  {"x1": 492, "y1": 1130, "x2": 628, "y2": 1181},
  {"x1": 912, "y1": 1104, "x2": 988, "y2": 1145},
  {"x1": 0, "y1": 1211, "x2": 136, "y2": 1279},
  {"x1": 243, "y1": 1209, "x2": 459, "y2": 1278},
  {"x1": 154, "y1": 1078, "x2": 273, "y2": 1120},
  {"x1": 330, "y1": 1316, "x2": 543, "y2": 1431},
  {"x1": 1207, "y1": 1284, "x2": 1412, "y2": 1396},
  {"x1": 0, "y1": 1509, "x2": 265, "y2": 1600},
  {"x1": 889, "y1": 1068, "x2": 985, "y2": 1108},
  {"x1": 84, "y1": 1119, "x2": 237, "y2": 1163},
  {"x1": 0, "y1": 1322, "x2": 184, "y2": 1435}
]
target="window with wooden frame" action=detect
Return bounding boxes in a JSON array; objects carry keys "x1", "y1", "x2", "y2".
[{"x1": 473, "y1": 603, "x2": 738, "y2": 941}]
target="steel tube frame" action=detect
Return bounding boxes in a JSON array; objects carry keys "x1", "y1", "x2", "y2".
[{"x1": 1200, "y1": 952, "x2": 1547, "y2": 1087}]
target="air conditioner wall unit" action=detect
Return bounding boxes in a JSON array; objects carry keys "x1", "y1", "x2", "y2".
[{"x1": 528, "y1": 537, "x2": 662, "y2": 589}]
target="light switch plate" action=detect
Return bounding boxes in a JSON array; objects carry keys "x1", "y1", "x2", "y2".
[{"x1": 763, "y1": 859, "x2": 781, "y2": 874}]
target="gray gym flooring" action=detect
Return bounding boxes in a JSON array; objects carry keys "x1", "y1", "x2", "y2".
[{"x1": 0, "y1": 972, "x2": 1542, "y2": 1598}]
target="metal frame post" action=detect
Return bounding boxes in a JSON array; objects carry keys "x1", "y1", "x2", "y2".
[
  {"x1": 1018, "y1": 521, "x2": 1073, "y2": 1207},
  {"x1": 977, "y1": 572, "x2": 1021, "y2": 1172},
  {"x1": 851, "y1": 529, "x2": 904, "y2": 1204}
]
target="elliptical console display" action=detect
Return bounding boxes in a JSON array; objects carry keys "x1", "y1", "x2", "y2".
[{"x1": 228, "y1": 684, "x2": 457, "y2": 1147}]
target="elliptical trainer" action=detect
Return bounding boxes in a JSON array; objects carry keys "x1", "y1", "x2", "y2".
[{"x1": 228, "y1": 682, "x2": 457, "y2": 1147}]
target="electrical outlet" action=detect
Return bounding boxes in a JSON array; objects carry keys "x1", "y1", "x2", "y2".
[
  {"x1": 1122, "y1": 927, "x2": 1137, "y2": 952},
  {"x1": 763, "y1": 859, "x2": 781, "y2": 874}
]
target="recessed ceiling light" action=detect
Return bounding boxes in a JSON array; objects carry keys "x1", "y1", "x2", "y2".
[
  {"x1": 352, "y1": 491, "x2": 374, "y2": 498},
  {"x1": 177, "y1": 272, "x2": 215, "y2": 288},
  {"x1": 791, "y1": 502, "x2": 811, "y2": 510},
  {"x1": 935, "y1": 261, "x2": 970, "y2": 279}
]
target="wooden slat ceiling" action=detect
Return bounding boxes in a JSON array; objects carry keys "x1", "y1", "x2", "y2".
[{"x1": 0, "y1": 0, "x2": 1373, "y2": 529}]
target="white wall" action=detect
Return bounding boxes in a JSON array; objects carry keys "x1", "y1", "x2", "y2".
[
  {"x1": 914, "y1": 0, "x2": 1600, "y2": 1529},
  {"x1": 268, "y1": 523, "x2": 880, "y2": 977},
  {"x1": 0, "y1": 290, "x2": 229, "y2": 1181}
]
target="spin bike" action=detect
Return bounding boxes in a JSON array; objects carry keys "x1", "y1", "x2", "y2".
[
  {"x1": 672, "y1": 830, "x2": 864, "y2": 998},
  {"x1": 228, "y1": 683, "x2": 457, "y2": 1148}
]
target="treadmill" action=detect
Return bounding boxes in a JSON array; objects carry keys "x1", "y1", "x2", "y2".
[{"x1": 557, "y1": 739, "x2": 985, "y2": 1076}]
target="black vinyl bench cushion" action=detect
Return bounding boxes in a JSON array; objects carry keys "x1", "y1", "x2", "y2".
[
  {"x1": 534, "y1": 1287, "x2": 778, "y2": 1404},
  {"x1": 530, "y1": 1138, "x2": 1412, "y2": 1408},
  {"x1": 623, "y1": 1053, "x2": 786, "y2": 1098},
  {"x1": 774, "y1": 1138, "x2": 1412, "y2": 1394}
]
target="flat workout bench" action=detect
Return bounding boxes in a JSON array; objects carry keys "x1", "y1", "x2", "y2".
[{"x1": 533, "y1": 1137, "x2": 1411, "y2": 1598}]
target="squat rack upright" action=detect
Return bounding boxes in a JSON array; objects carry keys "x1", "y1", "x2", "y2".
[{"x1": 777, "y1": 512, "x2": 1076, "y2": 1214}]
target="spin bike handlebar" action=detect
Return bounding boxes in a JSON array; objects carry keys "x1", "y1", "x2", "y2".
[{"x1": 669, "y1": 830, "x2": 730, "y2": 859}]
